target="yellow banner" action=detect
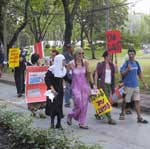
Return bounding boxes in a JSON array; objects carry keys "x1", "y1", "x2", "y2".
[
  {"x1": 9, "y1": 48, "x2": 20, "y2": 68},
  {"x1": 90, "y1": 89, "x2": 112, "y2": 115}
]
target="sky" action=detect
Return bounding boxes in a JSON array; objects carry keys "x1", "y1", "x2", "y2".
[{"x1": 128, "y1": 0, "x2": 150, "y2": 14}]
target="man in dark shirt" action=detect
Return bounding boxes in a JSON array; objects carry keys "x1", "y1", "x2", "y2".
[{"x1": 63, "y1": 44, "x2": 74, "y2": 107}]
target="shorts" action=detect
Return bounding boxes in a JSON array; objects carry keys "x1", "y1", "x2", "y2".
[{"x1": 125, "y1": 87, "x2": 140, "y2": 103}]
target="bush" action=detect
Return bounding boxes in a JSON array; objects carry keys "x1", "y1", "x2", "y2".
[{"x1": 0, "y1": 107, "x2": 101, "y2": 149}]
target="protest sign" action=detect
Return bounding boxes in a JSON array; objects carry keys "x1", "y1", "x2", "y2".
[
  {"x1": 90, "y1": 89, "x2": 112, "y2": 115},
  {"x1": 33, "y1": 42, "x2": 44, "y2": 58},
  {"x1": 9, "y1": 48, "x2": 20, "y2": 68},
  {"x1": 106, "y1": 30, "x2": 122, "y2": 54},
  {"x1": 25, "y1": 66, "x2": 48, "y2": 103}
]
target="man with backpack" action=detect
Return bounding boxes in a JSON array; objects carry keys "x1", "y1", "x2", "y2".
[{"x1": 119, "y1": 48, "x2": 148, "y2": 123}]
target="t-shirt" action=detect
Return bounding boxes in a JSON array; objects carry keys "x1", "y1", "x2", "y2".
[{"x1": 120, "y1": 60, "x2": 141, "y2": 88}]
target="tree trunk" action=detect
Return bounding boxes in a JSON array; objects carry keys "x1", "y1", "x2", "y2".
[
  {"x1": 7, "y1": 0, "x2": 29, "y2": 56},
  {"x1": 62, "y1": 0, "x2": 80, "y2": 52},
  {"x1": 80, "y1": 24, "x2": 84, "y2": 48}
]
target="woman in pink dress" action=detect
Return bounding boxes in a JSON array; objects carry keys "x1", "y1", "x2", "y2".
[{"x1": 67, "y1": 47, "x2": 92, "y2": 129}]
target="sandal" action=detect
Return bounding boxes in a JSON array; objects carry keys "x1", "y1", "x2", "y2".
[
  {"x1": 108, "y1": 119, "x2": 117, "y2": 125},
  {"x1": 79, "y1": 125, "x2": 89, "y2": 129},
  {"x1": 67, "y1": 116, "x2": 72, "y2": 125},
  {"x1": 119, "y1": 114, "x2": 125, "y2": 120},
  {"x1": 137, "y1": 117, "x2": 148, "y2": 124}
]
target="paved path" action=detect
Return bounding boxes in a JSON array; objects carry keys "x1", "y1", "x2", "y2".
[{"x1": 0, "y1": 82, "x2": 150, "y2": 149}]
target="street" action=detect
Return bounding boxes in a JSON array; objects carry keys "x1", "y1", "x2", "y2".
[{"x1": 0, "y1": 82, "x2": 150, "y2": 149}]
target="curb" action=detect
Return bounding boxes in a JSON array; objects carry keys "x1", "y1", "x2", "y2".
[{"x1": 0, "y1": 79, "x2": 15, "y2": 86}]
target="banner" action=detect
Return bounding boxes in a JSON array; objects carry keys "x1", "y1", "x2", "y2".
[
  {"x1": 90, "y1": 89, "x2": 112, "y2": 115},
  {"x1": 9, "y1": 48, "x2": 20, "y2": 68},
  {"x1": 25, "y1": 66, "x2": 48, "y2": 103},
  {"x1": 106, "y1": 30, "x2": 122, "y2": 54},
  {"x1": 33, "y1": 42, "x2": 44, "y2": 59}
]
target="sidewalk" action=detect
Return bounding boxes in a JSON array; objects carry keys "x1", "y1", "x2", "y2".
[
  {"x1": 0, "y1": 72, "x2": 150, "y2": 113},
  {"x1": 0, "y1": 73, "x2": 150, "y2": 149}
]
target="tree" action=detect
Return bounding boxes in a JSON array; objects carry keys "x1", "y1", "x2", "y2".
[
  {"x1": 28, "y1": 0, "x2": 61, "y2": 42},
  {"x1": 61, "y1": 0, "x2": 80, "y2": 51},
  {"x1": 76, "y1": 0, "x2": 128, "y2": 59},
  {"x1": 0, "y1": 0, "x2": 30, "y2": 59}
]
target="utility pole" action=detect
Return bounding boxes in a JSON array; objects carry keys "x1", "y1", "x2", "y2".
[
  {"x1": 106, "y1": 0, "x2": 110, "y2": 31},
  {"x1": 3, "y1": 7, "x2": 8, "y2": 70},
  {"x1": 105, "y1": 0, "x2": 110, "y2": 50}
]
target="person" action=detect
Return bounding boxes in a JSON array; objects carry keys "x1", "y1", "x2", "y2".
[
  {"x1": 63, "y1": 44, "x2": 74, "y2": 107},
  {"x1": 0, "y1": 47, "x2": 4, "y2": 78},
  {"x1": 119, "y1": 48, "x2": 148, "y2": 123},
  {"x1": 27, "y1": 53, "x2": 46, "y2": 118},
  {"x1": 67, "y1": 47, "x2": 92, "y2": 129},
  {"x1": 94, "y1": 51, "x2": 117, "y2": 125},
  {"x1": 45, "y1": 54, "x2": 71, "y2": 129},
  {"x1": 14, "y1": 48, "x2": 26, "y2": 97},
  {"x1": 49, "y1": 48, "x2": 59, "y2": 66}
]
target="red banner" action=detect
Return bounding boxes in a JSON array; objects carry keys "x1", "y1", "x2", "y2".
[
  {"x1": 33, "y1": 42, "x2": 44, "y2": 58},
  {"x1": 106, "y1": 30, "x2": 122, "y2": 54},
  {"x1": 25, "y1": 66, "x2": 48, "y2": 103}
]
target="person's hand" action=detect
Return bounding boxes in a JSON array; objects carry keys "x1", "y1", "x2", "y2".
[
  {"x1": 93, "y1": 84, "x2": 97, "y2": 90},
  {"x1": 143, "y1": 82, "x2": 148, "y2": 89},
  {"x1": 126, "y1": 64, "x2": 131, "y2": 71}
]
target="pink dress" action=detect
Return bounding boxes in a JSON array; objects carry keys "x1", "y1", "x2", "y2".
[{"x1": 68, "y1": 65, "x2": 90, "y2": 125}]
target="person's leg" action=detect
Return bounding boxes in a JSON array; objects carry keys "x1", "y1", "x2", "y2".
[
  {"x1": 119, "y1": 99, "x2": 126, "y2": 120},
  {"x1": 125, "y1": 102, "x2": 132, "y2": 114},
  {"x1": 64, "y1": 83, "x2": 71, "y2": 107},
  {"x1": 104, "y1": 84, "x2": 116, "y2": 124},
  {"x1": 50, "y1": 115, "x2": 55, "y2": 128},
  {"x1": 134, "y1": 101, "x2": 141, "y2": 118},
  {"x1": 67, "y1": 90, "x2": 82, "y2": 125},
  {"x1": 20, "y1": 71, "x2": 25, "y2": 94},
  {"x1": 78, "y1": 92, "x2": 89, "y2": 127},
  {"x1": 14, "y1": 71, "x2": 22, "y2": 97},
  {"x1": 56, "y1": 115, "x2": 62, "y2": 129}
]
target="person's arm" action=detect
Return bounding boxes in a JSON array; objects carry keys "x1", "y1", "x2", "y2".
[
  {"x1": 85, "y1": 60, "x2": 94, "y2": 88},
  {"x1": 114, "y1": 60, "x2": 118, "y2": 73},
  {"x1": 138, "y1": 71, "x2": 148, "y2": 89},
  {"x1": 120, "y1": 62, "x2": 131, "y2": 77}
]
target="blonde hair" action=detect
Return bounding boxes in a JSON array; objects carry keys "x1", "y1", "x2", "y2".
[
  {"x1": 73, "y1": 47, "x2": 84, "y2": 67},
  {"x1": 73, "y1": 47, "x2": 83, "y2": 56}
]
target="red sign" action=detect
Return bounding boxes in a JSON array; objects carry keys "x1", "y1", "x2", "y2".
[
  {"x1": 106, "y1": 30, "x2": 122, "y2": 54},
  {"x1": 33, "y1": 42, "x2": 44, "y2": 58},
  {"x1": 25, "y1": 66, "x2": 48, "y2": 103}
]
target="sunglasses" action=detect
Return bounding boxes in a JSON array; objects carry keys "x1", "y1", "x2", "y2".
[{"x1": 78, "y1": 52, "x2": 84, "y2": 55}]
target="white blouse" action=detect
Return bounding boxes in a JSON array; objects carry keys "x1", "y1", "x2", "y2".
[{"x1": 105, "y1": 69, "x2": 111, "y2": 84}]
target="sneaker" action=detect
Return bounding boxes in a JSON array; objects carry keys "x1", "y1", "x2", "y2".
[{"x1": 137, "y1": 117, "x2": 148, "y2": 124}]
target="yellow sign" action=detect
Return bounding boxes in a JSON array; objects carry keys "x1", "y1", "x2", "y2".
[
  {"x1": 90, "y1": 89, "x2": 112, "y2": 115},
  {"x1": 9, "y1": 48, "x2": 20, "y2": 68}
]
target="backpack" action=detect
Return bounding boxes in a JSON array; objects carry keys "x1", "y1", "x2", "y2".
[{"x1": 121, "y1": 60, "x2": 139, "y2": 81}]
